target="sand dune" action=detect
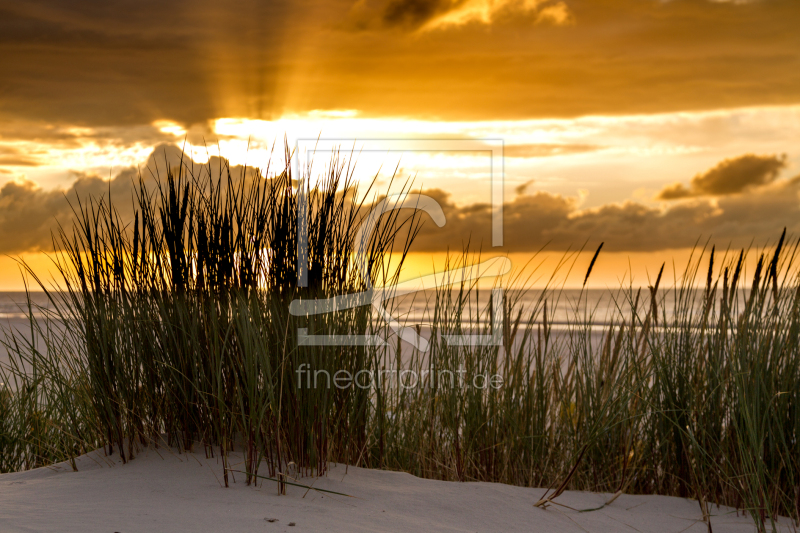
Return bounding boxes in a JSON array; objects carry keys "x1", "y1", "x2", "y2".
[{"x1": 0, "y1": 445, "x2": 786, "y2": 532}]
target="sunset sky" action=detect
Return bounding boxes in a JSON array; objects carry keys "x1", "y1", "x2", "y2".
[{"x1": 1, "y1": 0, "x2": 799, "y2": 289}]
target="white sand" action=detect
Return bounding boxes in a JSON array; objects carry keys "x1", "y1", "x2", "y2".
[{"x1": 0, "y1": 446, "x2": 788, "y2": 532}]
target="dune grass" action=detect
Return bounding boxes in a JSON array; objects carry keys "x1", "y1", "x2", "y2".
[{"x1": 1, "y1": 150, "x2": 799, "y2": 531}]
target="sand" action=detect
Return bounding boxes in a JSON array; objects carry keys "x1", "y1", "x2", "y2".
[{"x1": 0, "y1": 445, "x2": 789, "y2": 532}]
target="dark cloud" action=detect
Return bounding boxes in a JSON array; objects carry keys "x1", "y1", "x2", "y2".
[
  {"x1": 381, "y1": 0, "x2": 459, "y2": 29},
  {"x1": 657, "y1": 154, "x2": 787, "y2": 200},
  {"x1": 0, "y1": 179, "x2": 69, "y2": 253},
  {"x1": 405, "y1": 179, "x2": 800, "y2": 253},
  {"x1": 0, "y1": 143, "x2": 243, "y2": 253},
  {"x1": 0, "y1": 157, "x2": 42, "y2": 167},
  {"x1": 0, "y1": 120, "x2": 188, "y2": 149},
  {"x1": 0, "y1": 0, "x2": 299, "y2": 127},
  {"x1": 514, "y1": 180, "x2": 534, "y2": 195},
  {"x1": 1, "y1": 145, "x2": 798, "y2": 255},
  {"x1": 349, "y1": 0, "x2": 574, "y2": 31},
  {"x1": 0, "y1": 0, "x2": 799, "y2": 125},
  {"x1": 0, "y1": 147, "x2": 44, "y2": 167}
]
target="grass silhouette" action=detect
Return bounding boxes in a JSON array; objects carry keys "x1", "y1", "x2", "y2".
[{"x1": 1, "y1": 149, "x2": 798, "y2": 532}]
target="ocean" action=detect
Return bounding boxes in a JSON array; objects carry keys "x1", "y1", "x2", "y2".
[{"x1": 0, "y1": 287, "x2": 728, "y2": 379}]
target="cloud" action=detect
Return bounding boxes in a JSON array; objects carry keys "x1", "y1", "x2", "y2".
[
  {"x1": 0, "y1": 147, "x2": 44, "y2": 167},
  {"x1": 504, "y1": 143, "x2": 599, "y2": 158},
  {"x1": 379, "y1": 0, "x2": 460, "y2": 29},
  {"x1": 0, "y1": 156, "x2": 42, "y2": 167},
  {"x1": 536, "y1": 1, "x2": 573, "y2": 25},
  {"x1": 349, "y1": 0, "x2": 573, "y2": 30},
  {"x1": 657, "y1": 154, "x2": 787, "y2": 199},
  {"x1": 1, "y1": 0, "x2": 799, "y2": 124},
  {"x1": 0, "y1": 120, "x2": 186, "y2": 151},
  {"x1": 0, "y1": 179, "x2": 69, "y2": 253},
  {"x1": 515, "y1": 180, "x2": 534, "y2": 195},
  {"x1": 0, "y1": 143, "x2": 222, "y2": 254},
  {"x1": 403, "y1": 176, "x2": 800, "y2": 253},
  {"x1": 1, "y1": 144, "x2": 798, "y2": 256}
]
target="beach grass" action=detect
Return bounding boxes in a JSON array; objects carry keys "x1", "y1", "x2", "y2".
[{"x1": 1, "y1": 151, "x2": 799, "y2": 532}]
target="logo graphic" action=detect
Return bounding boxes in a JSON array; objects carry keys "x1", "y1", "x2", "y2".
[{"x1": 289, "y1": 139, "x2": 507, "y2": 350}]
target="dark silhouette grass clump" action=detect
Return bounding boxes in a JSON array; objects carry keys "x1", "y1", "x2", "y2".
[{"x1": 1, "y1": 149, "x2": 799, "y2": 532}]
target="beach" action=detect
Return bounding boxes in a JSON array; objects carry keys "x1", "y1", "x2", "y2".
[{"x1": 1, "y1": 445, "x2": 786, "y2": 533}]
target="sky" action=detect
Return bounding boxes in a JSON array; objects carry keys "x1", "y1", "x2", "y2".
[{"x1": 0, "y1": 0, "x2": 799, "y2": 289}]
